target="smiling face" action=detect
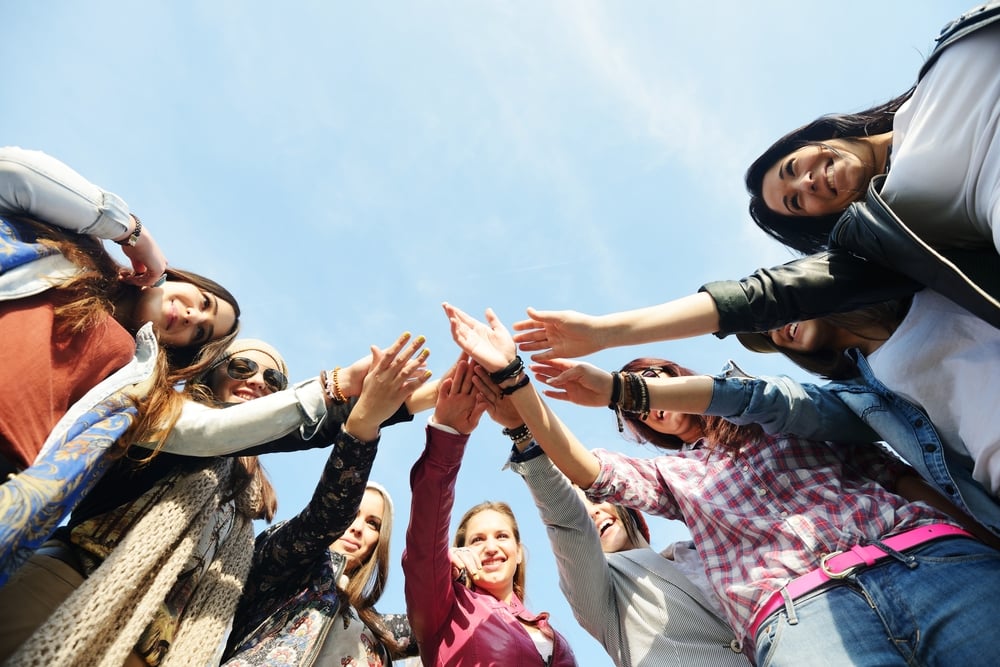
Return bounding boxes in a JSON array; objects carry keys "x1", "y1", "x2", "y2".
[
  {"x1": 768, "y1": 320, "x2": 826, "y2": 353},
  {"x1": 761, "y1": 139, "x2": 874, "y2": 217},
  {"x1": 330, "y1": 488, "x2": 385, "y2": 574},
  {"x1": 133, "y1": 280, "x2": 238, "y2": 347},
  {"x1": 579, "y1": 492, "x2": 631, "y2": 554},
  {"x1": 210, "y1": 350, "x2": 283, "y2": 403},
  {"x1": 460, "y1": 509, "x2": 523, "y2": 603}
]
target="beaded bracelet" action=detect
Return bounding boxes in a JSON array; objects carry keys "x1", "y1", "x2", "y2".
[
  {"x1": 321, "y1": 368, "x2": 348, "y2": 405},
  {"x1": 489, "y1": 356, "x2": 524, "y2": 385},
  {"x1": 331, "y1": 367, "x2": 348, "y2": 404}
]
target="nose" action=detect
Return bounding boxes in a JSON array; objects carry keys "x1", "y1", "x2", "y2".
[
  {"x1": 185, "y1": 306, "x2": 209, "y2": 326},
  {"x1": 795, "y1": 170, "x2": 817, "y2": 193},
  {"x1": 348, "y1": 517, "x2": 364, "y2": 535}
]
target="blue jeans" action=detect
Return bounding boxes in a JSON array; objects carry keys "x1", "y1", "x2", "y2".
[{"x1": 754, "y1": 537, "x2": 1000, "y2": 666}]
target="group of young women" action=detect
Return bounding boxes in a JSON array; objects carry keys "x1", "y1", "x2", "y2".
[{"x1": 2, "y1": 3, "x2": 1000, "y2": 666}]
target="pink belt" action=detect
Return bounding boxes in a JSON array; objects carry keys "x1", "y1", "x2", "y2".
[{"x1": 747, "y1": 523, "x2": 972, "y2": 642}]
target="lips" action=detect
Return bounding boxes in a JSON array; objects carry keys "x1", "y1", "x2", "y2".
[
  {"x1": 166, "y1": 301, "x2": 177, "y2": 331},
  {"x1": 825, "y1": 160, "x2": 838, "y2": 195},
  {"x1": 598, "y1": 518, "x2": 614, "y2": 536}
]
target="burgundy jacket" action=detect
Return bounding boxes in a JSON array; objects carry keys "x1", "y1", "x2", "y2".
[{"x1": 402, "y1": 424, "x2": 577, "y2": 666}]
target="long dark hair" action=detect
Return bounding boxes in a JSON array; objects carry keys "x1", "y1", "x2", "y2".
[
  {"x1": 744, "y1": 89, "x2": 913, "y2": 255},
  {"x1": 619, "y1": 357, "x2": 764, "y2": 456}
]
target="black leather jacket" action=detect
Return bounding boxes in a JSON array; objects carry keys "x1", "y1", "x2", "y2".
[
  {"x1": 704, "y1": 176, "x2": 1000, "y2": 335},
  {"x1": 704, "y1": 3, "x2": 1000, "y2": 336}
]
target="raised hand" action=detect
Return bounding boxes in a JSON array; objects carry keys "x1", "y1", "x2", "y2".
[
  {"x1": 346, "y1": 332, "x2": 432, "y2": 441},
  {"x1": 469, "y1": 364, "x2": 524, "y2": 431},
  {"x1": 512, "y1": 307, "x2": 605, "y2": 362},
  {"x1": 530, "y1": 359, "x2": 612, "y2": 408},
  {"x1": 442, "y1": 303, "x2": 516, "y2": 372},
  {"x1": 432, "y1": 354, "x2": 487, "y2": 435}
]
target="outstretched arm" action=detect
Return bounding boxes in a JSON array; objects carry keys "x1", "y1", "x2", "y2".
[{"x1": 512, "y1": 293, "x2": 720, "y2": 362}]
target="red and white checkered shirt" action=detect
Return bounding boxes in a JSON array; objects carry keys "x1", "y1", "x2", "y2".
[{"x1": 587, "y1": 436, "x2": 956, "y2": 642}]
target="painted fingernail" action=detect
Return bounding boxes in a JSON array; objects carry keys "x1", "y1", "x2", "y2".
[
  {"x1": 420, "y1": 349, "x2": 430, "y2": 359},
  {"x1": 415, "y1": 335, "x2": 426, "y2": 345},
  {"x1": 424, "y1": 370, "x2": 433, "y2": 379}
]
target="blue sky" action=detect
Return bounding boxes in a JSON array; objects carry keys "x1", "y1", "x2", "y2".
[{"x1": 5, "y1": 2, "x2": 968, "y2": 664}]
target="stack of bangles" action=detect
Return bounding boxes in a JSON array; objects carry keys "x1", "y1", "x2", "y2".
[
  {"x1": 489, "y1": 355, "x2": 530, "y2": 397},
  {"x1": 319, "y1": 367, "x2": 349, "y2": 406},
  {"x1": 608, "y1": 371, "x2": 650, "y2": 432}
]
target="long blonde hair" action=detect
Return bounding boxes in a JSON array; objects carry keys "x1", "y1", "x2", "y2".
[{"x1": 342, "y1": 482, "x2": 406, "y2": 658}]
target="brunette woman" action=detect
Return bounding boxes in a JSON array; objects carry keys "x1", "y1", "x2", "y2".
[{"x1": 0, "y1": 146, "x2": 240, "y2": 581}]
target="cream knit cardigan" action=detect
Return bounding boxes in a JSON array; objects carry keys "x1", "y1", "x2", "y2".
[{"x1": 8, "y1": 458, "x2": 260, "y2": 667}]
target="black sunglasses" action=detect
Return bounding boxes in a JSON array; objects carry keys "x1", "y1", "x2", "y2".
[{"x1": 218, "y1": 356, "x2": 288, "y2": 392}]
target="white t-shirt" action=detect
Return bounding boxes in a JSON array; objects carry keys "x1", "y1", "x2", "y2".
[
  {"x1": 882, "y1": 22, "x2": 1000, "y2": 252},
  {"x1": 868, "y1": 289, "x2": 1000, "y2": 495}
]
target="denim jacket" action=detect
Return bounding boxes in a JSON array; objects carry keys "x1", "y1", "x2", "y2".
[{"x1": 706, "y1": 356, "x2": 1000, "y2": 538}]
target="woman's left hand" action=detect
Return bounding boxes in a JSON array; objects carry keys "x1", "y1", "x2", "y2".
[{"x1": 470, "y1": 365, "x2": 524, "y2": 430}]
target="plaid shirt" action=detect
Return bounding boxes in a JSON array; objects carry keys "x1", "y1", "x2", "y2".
[{"x1": 587, "y1": 436, "x2": 956, "y2": 642}]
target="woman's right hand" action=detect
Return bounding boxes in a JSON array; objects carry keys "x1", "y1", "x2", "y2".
[
  {"x1": 512, "y1": 307, "x2": 604, "y2": 362},
  {"x1": 345, "y1": 332, "x2": 431, "y2": 441},
  {"x1": 531, "y1": 359, "x2": 613, "y2": 408},
  {"x1": 118, "y1": 221, "x2": 169, "y2": 287},
  {"x1": 442, "y1": 303, "x2": 516, "y2": 372}
]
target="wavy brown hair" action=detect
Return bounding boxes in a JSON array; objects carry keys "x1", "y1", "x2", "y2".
[{"x1": 619, "y1": 357, "x2": 765, "y2": 456}]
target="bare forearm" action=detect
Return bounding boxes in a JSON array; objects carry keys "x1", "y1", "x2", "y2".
[
  {"x1": 598, "y1": 292, "x2": 720, "y2": 348},
  {"x1": 647, "y1": 375, "x2": 715, "y2": 414},
  {"x1": 509, "y1": 384, "x2": 601, "y2": 488}
]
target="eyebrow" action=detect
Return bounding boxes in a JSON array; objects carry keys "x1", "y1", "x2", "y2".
[
  {"x1": 777, "y1": 160, "x2": 795, "y2": 214},
  {"x1": 203, "y1": 293, "x2": 219, "y2": 343}
]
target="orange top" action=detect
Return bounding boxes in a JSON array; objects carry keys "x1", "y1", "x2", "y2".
[{"x1": 0, "y1": 292, "x2": 135, "y2": 470}]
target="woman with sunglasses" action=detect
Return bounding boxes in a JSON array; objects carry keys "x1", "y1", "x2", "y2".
[
  {"x1": 2, "y1": 333, "x2": 431, "y2": 666},
  {"x1": 222, "y1": 335, "x2": 432, "y2": 666},
  {"x1": 223, "y1": 334, "x2": 430, "y2": 667},
  {"x1": 459, "y1": 365, "x2": 748, "y2": 667},
  {"x1": 444, "y1": 303, "x2": 1000, "y2": 666},
  {"x1": 0, "y1": 146, "x2": 241, "y2": 587}
]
